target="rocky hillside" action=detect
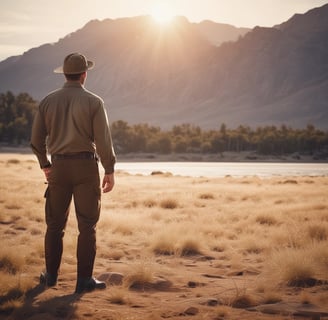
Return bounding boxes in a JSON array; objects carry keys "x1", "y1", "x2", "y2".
[{"x1": 0, "y1": 5, "x2": 327, "y2": 129}]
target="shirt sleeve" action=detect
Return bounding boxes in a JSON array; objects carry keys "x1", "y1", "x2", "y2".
[
  {"x1": 93, "y1": 100, "x2": 116, "y2": 174},
  {"x1": 30, "y1": 105, "x2": 51, "y2": 168}
]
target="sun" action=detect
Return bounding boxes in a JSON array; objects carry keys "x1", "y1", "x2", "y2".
[{"x1": 150, "y1": 3, "x2": 175, "y2": 25}]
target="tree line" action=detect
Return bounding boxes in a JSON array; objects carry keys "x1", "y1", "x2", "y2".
[
  {"x1": 1, "y1": 91, "x2": 328, "y2": 156},
  {"x1": 111, "y1": 121, "x2": 328, "y2": 156},
  {"x1": 0, "y1": 91, "x2": 38, "y2": 144}
]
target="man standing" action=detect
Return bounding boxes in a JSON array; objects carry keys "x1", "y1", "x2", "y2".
[{"x1": 31, "y1": 53, "x2": 116, "y2": 294}]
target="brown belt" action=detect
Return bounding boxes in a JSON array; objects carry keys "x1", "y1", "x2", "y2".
[{"x1": 51, "y1": 152, "x2": 96, "y2": 160}]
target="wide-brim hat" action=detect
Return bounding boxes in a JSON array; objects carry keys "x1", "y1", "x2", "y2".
[{"x1": 54, "y1": 53, "x2": 94, "y2": 74}]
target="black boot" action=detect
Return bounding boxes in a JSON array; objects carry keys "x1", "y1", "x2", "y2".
[
  {"x1": 40, "y1": 272, "x2": 57, "y2": 287},
  {"x1": 75, "y1": 277, "x2": 106, "y2": 294}
]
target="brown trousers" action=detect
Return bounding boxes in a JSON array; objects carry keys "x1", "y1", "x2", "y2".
[{"x1": 44, "y1": 158, "x2": 101, "y2": 278}]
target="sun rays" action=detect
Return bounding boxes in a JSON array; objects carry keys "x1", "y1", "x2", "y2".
[{"x1": 150, "y1": 2, "x2": 175, "y2": 26}]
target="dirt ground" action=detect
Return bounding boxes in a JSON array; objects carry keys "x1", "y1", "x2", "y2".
[{"x1": 0, "y1": 153, "x2": 328, "y2": 320}]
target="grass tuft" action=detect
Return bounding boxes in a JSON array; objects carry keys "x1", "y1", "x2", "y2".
[
  {"x1": 230, "y1": 294, "x2": 257, "y2": 308},
  {"x1": 0, "y1": 273, "x2": 34, "y2": 313},
  {"x1": 0, "y1": 297, "x2": 23, "y2": 313},
  {"x1": 160, "y1": 198, "x2": 179, "y2": 209},
  {"x1": 255, "y1": 214, "x2": 278, "y2": 226},
  {"x1": 6, "y1": 159, "x2": 20, "y2": 165},
  {"x1": 151, "y1": 227, "x2": 205, "y2": 257},
  {"x1": 265, "y1": 248, "x2": 318, "y2": 287},
  {"x1": 199, "y1": 193, "x2": 215, "y2": 200},
  {"x1": 307, "y1": 223, "x2": 327, "y2": 241},
  {"x1": 124, "y1": 261, "x2": 154, "y2": 289},
  {"x1": 178, "y1": 238, "x2": 203, "y2": 256},
  {"x1": 0, "y1": 250, "x2": 25, "y2": 275},
  {"x1": 152, "y1": 236, "x2": 176, "y2": 255},
  {"x1": 108, "y1": 288, "x2": 128, "y2": 305},
  {"x1": 143, "y1": 199, "x2": 157, "y2": 208}
]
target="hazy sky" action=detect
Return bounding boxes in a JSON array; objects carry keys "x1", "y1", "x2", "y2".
[{"x1": 1, "y1": 0, "x2": 328, "y2": 61}]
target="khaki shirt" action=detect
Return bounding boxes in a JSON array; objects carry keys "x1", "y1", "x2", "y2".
[{"x1": 31, "y1": 82, "x2": 116, "y2": 174}]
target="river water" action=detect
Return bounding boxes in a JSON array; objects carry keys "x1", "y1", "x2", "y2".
[{"x1": 115, "y1": 162, "x2": 328, "y2": 178}]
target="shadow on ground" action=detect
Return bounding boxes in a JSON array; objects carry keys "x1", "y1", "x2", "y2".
[{"x1": 0, "y1": 284, "x2": 81, "y2": 320}]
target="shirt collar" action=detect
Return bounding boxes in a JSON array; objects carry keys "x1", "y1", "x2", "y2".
[{"x1": 63, "y1": 82, "x2": 84, "y2": 89}]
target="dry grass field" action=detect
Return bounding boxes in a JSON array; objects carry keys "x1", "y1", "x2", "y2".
[{"x1": 0, "y1": 153, "x2": 328, "y2": 320}]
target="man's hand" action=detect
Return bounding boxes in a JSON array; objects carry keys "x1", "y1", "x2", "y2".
[
  {"x1": 102, "y1": 173, "x2": 115, "y2": 193},
  {"x1": 42, "y1": 167, "x2": 51, "y2": 182}
]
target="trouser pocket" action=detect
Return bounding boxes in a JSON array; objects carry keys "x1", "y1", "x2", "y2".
[{"x1": 44, "y1": 186, "x2": 49, "y2": 198}]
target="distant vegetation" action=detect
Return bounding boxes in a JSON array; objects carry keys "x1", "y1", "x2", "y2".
[
  {"x1": 1, "y1": 91, "x2": 328, "y2": 156},
  {"x1": 111, "y1": 121, "x2": 328, "y2": 157},
  {"x1": 0, "y1": 91, "x2": 38, "y2": 144}
]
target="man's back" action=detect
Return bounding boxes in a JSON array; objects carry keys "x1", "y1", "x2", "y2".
[
  {"x1": 31, "y1": 80, "x2": 115, "y2": 174},
  {"x1": 40, "y1": 82, "x2": 103, "y2": 155}
]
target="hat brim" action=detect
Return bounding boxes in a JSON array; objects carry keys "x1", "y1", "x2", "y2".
[{"x1": 53, "y1": 60, "x2": 94, "y2": 74}]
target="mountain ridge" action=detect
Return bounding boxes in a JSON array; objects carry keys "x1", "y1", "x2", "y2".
[{"x1": 0, "y1": 6, "x2": 327, "y2": 129}]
